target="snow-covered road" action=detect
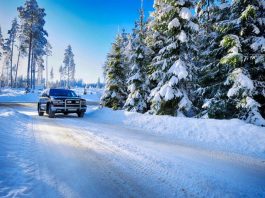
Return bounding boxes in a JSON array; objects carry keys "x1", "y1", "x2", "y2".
[{"x1": 1, "y1": 104, "x2": 265, "y2": 198}]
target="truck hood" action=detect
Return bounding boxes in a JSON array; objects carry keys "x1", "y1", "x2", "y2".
[{"x1": 51, "y1": 96, "x2": 84, "y2": 100}]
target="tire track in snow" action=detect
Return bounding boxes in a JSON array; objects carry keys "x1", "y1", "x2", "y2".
[
  {"x1": 32, "y1": 115, "x2": 147, "y2": 198},
  {"x1": 0, "y1": 109, "x2": 39, "y2": 197},
  {"x1": 61, "y1": 118, "x2": 265, "y2": 198},
  {"x1": 4, "y1": 104, "x2": 265, "y2": 198}
]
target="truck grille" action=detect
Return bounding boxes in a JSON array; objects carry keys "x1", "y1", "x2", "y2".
[
  {"x1": 65, "y1": 99, "x2": 81, "y2": 108},
  {"x1": 66, "y1": 100, "x2": 80, "y2": 104}
]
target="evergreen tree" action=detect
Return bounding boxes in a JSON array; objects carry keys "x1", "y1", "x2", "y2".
[
  {"x1": 59, "y1": 65, "x2": 64, "y2": 87},
  {"x1": 120, "y1": 29, "x2": 130, "y2": 79},
  {"x1": 44, "y1": 42, "x2": 52, "y2": 88},
  {"x1": 31, "y1": 31, "x2": 47, "y2": 89},
  {"x1": 9, "y1": 18, "x2": 19, "y2": 87},
  {"x1": 0, "y1": 27, "x2": 4, "y2": 88},
  {"x1": 218, "y1": 0, "x2": 265, "y2": 125},
  {"x1": 101, "y1": 34, "x2": 127, "y2": 110},
  {"x1": 14, "y1": 35, "x2": 27, "y2": 88},
  {"x1": 63, "y1": 45, "x2": 75, "y2": 88},
  {"x1": 118, "y1": 29, "x2": 131, "y2": 101},
  {"x1": 50, "y1": 67, "x2": 54, "y2": 81},
  {"x1": 124, "y1": 5, "x2": 150, "y2": 113},
  {"x1": 148, "y1": 0, "x2": 198, "y2": 116},
  {"x1": 145, "y1": 1, "x2": 167, "y2": 94},
  {"x1": 18, "y1": 0, "x2": 48, "y2": 91},
  {"x1": 0, "y1": 27, "x2": 3, "y2": 61},
  {"x1": 2, "y1": 43, "x2": 11, "y2": 87},
  {"x1": 194, "y1": 1, "x2": 232, "y2": 118},
  {"x1": 36, "y1": 56, "x2": 44, "y2": 86},
  {"x1": 96, "y1": 77, "x2": 101, "y2": 89}
]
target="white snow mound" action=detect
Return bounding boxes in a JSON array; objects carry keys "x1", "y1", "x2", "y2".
[{"x1": 88, "y1": 108, "x2": 265, "y2": 159}]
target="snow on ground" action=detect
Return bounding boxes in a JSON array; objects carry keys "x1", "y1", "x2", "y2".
[
  {"x1": 72, "y1": 87, "x2": 103, "y2": 102},
  {"x1": 0, "y1": 104, "x2": 265, "y2": 197},
  {"x1": 88, "y1": 107, "x2": 265, "y2": 159},
  {"x1": 0, "y1": 88, "x2": 39, "y2": 103},
  {"x1": 0, "y1": 87, "x2": 103, "y2": 103},
  {"x1": 0, "y1": 107, "x2": 39, "y2": 197}
]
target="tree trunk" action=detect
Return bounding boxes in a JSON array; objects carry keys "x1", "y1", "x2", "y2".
[
  {"x1": 67, "y1": 62, "x2": 70, "y2": 89},
  {"x1": 27, "y1": 33, "x2": 33, "y2": 91},
  {"x1": 30, "y1": 51, "x2": 34, "y2": 89},
  {"x1": 10, "y1": 40, "x2": 14, "y2": 88},
  {"x1": 46, "y1": 55, "x2": 48, "y2": 88},
  {"x1": 33, "y1": 57, "x2": 36, "y2": 90},
  {"x1": 14, "y1": 50, "x2": 21, "y2": 88}
]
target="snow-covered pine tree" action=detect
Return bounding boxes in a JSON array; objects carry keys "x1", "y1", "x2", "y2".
[
  {"x1": 59, "y1": 65, "x2": 64, "y2": 87},
  {"x1": 18, "y1": 0, "x2": 48, "y2": 90},
  {"x1": 0, "y1": 27, "x2": 3, "y2": 61},
  {"x1": 120, "y1": 29, "x2": 130, "y2": 80},
  {"x1": 101, "y1": 34, "x2": 127, "y2": 110},
  {"x1": 96, "y1": 77, "x2": 101, "y2": 89},
  {"x1": 8, "y1": 18, "x2": 19, "y2": 88},
  {"x1": 44, "y1": 42, "x2": 52, "y2": 88},
  {"x1": 124, "y1": 4, "x2": 150, "y2": 113},
  {"x1": 219, "y1": 0, "x2": 265, "y2": 125},
  {"x1": 50, "y1": 67, "x2": 54, "y2": 81},
  {"x1": 2, "y1": 41, "x2": 11, "y2": 87},
  {"x1": 145, "y1": 0, "x2": 167, "y2": 96},
  {"x1": 31, "y1": 31, "x2": 48, "y2": 89},
  {"x1": 148, "y1": 0, "x2": 198, "y2": 116},
  {"x1": 3, "y1": 19, "x2": 18, "y2": 87},
  {"x1": 36, "y1": 57, "x2": 45, "y2": 86},
  {"x1": 0, "y1": 27, "x2": 4, "y2": 89},
  {"x1": 63, "y1": 45, "x2": 75, "y2": 89},
  {"x1": 194, "y1": 1, "x2": 233, "y2": 118},
  {"x1": 14, "y1": 33, "x2": 27, "y2": 88}
]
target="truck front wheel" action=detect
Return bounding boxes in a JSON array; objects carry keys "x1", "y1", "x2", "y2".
[
  {"x1": 38, "y1": 104, "x2": 44, "y2": 116},
  {"x1": 48, "y1": 104, "x2": 55, "y2": 118},
  {"x1": 77, "y1": 111, "x2": 84, "y2": 118}
]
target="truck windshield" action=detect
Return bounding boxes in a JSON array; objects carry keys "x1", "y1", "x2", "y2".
[{"x1": 50, "y1": 89, "x2": 77, "y2": 97}]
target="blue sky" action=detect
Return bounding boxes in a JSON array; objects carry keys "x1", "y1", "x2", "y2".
[{"x1": 0, "y1": 0, "x2": 154, "y2": 83}]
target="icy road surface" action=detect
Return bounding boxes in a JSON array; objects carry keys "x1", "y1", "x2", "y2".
[{"x1": 0, "y1": 104, "x2": 265, "y2": 198}]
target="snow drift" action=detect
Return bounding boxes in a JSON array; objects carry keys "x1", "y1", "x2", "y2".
[
  {"x1": 0, "y1": 108, "x2": 37, "y2": 197},
  {"x1": 88, "y1": 108, "x2": 265, "y2": 159},
  {"x1": 0, "y1": 88, "x2": 103, "y2": 103}
]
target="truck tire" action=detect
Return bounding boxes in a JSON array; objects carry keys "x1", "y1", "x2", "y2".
[
  {"x1": 77, "y1": 111, "x2": 84, "y2": 118},
  {"x1": 38, "y1": 104, "x2": 44, "y2": 116},
  {"x1": 48, "y1": 104, "x2": 55, "y2": 118}
]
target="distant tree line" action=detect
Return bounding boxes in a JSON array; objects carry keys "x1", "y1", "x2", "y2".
[
  {"x1": 0, "y1": 0, "x2": 78, "y2": 91},
  {"x1": 102, "y1": 0, "x2": 265, "y2": 126}
]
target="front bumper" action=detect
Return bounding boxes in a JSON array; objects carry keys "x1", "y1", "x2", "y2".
[
  {"x1": 39, "y1": 101, "x2": 87, "y2": 113},
  {"x1": 51, "y1": 106, "x2": 87, "y2": 113}
]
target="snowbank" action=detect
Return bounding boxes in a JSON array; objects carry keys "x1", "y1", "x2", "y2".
[
  {"x1": 0, "y1": 108, "x2": 37, "y2": 197},
  {"x1": 0, "y1": 88, "x2": 39, "y2": 103},
  {"x1": 72, "y1": 87, "x2": 103, "y2": 102},
  {"x1": 88, "y1": 108, "x2": 265, "y2": 159},
  {"x1": 0, "y1": 87, "x2": 103, "y2": 103}
]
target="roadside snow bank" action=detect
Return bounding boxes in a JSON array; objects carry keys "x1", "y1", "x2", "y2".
[
  {"x1": 0, "y1": 88, "x2": 103, "y2": 103},
  {"x1": 0, "y1": 88, "x2": 39, "y2": 103},
  {"x1": 0, "y1": 108, "x2": 38, "y2": 197},
  {"x1": 88, "y1": 108, "x2": 265, "y2": 158},
  {"x1": 72, "y1": 87, "x2": 103, "y2": 102}
]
